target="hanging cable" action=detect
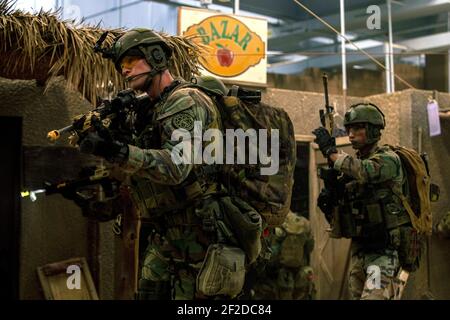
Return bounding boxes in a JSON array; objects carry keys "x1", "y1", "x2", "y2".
[{"x1": 292, "y1": 0, "x2": 415, "y2": 89}]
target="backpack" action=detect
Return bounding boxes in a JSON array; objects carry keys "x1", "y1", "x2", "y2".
[
  {"x1": 185, "y1": 82, "x2": 296, "y2": 227},
  {"x1": 274, "y1": 212, "x2": 313, "y2": 268},
  {"x1": 387, "y1": 145, "x2": 434, "y2": 235}
]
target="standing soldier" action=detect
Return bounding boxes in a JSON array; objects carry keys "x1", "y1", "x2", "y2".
[
  {"x1": 312, "y1": 103, "x2": 422, "y2": 300},
  {"x1": 73, "y1": 28, "x2": 261, "y2": 300}
]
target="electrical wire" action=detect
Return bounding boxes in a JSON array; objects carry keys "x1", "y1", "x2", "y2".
[
  {"x1": 292, "y1": 0, "x2": 415, "y2": 89},
  {"x1": 200, "y1": 51, "x2": 446, "y2": 56}
]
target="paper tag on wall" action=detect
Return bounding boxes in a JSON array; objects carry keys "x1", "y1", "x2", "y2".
[{"x1": 427, "y1": 100, "x2": 441, "y2": 137}]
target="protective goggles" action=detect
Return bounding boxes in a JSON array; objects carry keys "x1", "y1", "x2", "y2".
[{"x1": 119, "y1": 56, "x2": 142, "y2": 71}]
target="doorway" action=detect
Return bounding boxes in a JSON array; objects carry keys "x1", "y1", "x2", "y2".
[
  {"x1": 0, "y1": 116, "x2": 22, "y2": 299},
  {"x1": 291, "y1": 140, "x2": 310, "y2": 218}
]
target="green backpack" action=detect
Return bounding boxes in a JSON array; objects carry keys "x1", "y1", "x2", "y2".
[
  {"x1": 273, "y1": 212, "x2": 314, "y2": 268},
  {"x1": 186, "y1": 80, "x2": 296, "y2": 227}
]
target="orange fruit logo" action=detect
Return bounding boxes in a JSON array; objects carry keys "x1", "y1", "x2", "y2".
[{"x1": 183, "y1": 15, "x2": 265, "y2": 78}]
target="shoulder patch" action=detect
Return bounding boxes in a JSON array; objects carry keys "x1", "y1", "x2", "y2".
[{"x1": 172, "y1": 112, "x2": 195, "y2": 131}]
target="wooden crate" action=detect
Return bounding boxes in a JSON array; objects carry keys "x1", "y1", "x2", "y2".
[{"x1": 37, "y1": 257, "x2": 99, "y2": 300}]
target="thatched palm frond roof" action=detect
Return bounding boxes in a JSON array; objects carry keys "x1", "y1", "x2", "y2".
[{"x1": 0, "y1": 0, "x2": 204, "y2": 102}]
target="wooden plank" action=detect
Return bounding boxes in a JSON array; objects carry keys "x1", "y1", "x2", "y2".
[
  {"x1": 114, "y1": 187, "x2": 140, "y2": 300},
  {"x1": 309, "y1": 137, "x2": 353, "y2": 299},
  {"x1": 37, "y1": 257, "x2": 99, "y2": 300}
]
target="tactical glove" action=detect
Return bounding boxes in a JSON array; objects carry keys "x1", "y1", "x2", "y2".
[
  {"x1": 312, "y1": 127, "x2": 337, "y2": 158},
  {"x1": 317, "y1": 189, "x2": 333, "y2": 224},
  {"x1": 79, "y1": 132, "x2": 129, "y2": 164}
]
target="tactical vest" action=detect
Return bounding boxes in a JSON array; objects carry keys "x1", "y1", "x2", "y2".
[
  {"x1": 336, "y1": 148, "x2": 411, "y2": 250},
  {"x1": 128, "y1": 82, "x2": 222, "y2": 229}
]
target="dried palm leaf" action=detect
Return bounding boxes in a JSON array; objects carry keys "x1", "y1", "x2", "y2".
[{"x1": 0, "y1": 0, "x2": 205, "y2": 102}]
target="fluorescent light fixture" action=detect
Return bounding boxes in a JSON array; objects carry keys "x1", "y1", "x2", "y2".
[
  {"x1": 346, "y1": 39, "x2": 383, "y2": 50},
  {"x1": 267, "y1": 50, "x2": 284, "y2": 56},
  {"x1": 338, "y1": 32, "x2": 357, "y2": 41},
  {"x1": 353, "y1": 65, "x2": 364, "y2": 69},
  {"x1": 392, "y1": 43, "x2": 408, "y2": 50},
  {"x1": 311, "y1": 37, "x2": 334, "y2": 45},
  {"x1": 279, "y1": 54, "x2": 308, "y2": 62},
  {"x1": 237, "y1": 9, "x2": 283, "y2": 25},
  {"x1": 170, "y1": 0, "x2": 233, "y2": 13},
  {"x1": 169, "y1": 0, "x2": 282, "y2": 24}
]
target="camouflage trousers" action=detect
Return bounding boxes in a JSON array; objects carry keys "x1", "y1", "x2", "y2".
[
  {"x1": 348, "y1": 247, "x2": 400, "y2": 300},
  {"x1": 137, "y1": 226, "x2": 209, "y2": 300}
]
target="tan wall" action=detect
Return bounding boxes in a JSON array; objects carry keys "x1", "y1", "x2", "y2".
[
  {"x1": 267, "y1": 64, "x2": 424, "y2": 97},
  {"x1": 0, "y1": 77, "x2": 116, "y2": 299},
  {"x1": 262, "y1": 87, "x2": 361, "y2": 135},
  {"x1": 408, "y1": 91, "x2": 450, "y2": 299},
  {"x1": 262, "y1": 87, "x2": 404, "y2": 146}
]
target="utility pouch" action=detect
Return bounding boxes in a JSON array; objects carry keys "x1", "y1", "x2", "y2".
[
  {"x1": 196, "y1": 244, "x2": 246, "y2": 298},
  {"x1": 339, "y1": 204, "x2": 358, "y2": 238},
  {"x1": 361, "y1": 203, "x2": 389, "y2": 249},
  {"x1": 195, "y1": 197, "x2": 222, "y2": 233},
  {"x1": 398, "y1": 226, "x2": 422, "y2": 272},
  {"x1": 329, "y1": 207, "x2": 342, "y2": 239},
  {"x1": 220, "y1": 196, "x2": 262, "y2": 264}
]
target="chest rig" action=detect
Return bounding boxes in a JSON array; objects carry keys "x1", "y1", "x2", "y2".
[
  {"x1": 335, "y1": 166, "x2": 411, "y2": 250},
  {"x1": 128, "y1": 81, "x2": 222, "y2": 232}
]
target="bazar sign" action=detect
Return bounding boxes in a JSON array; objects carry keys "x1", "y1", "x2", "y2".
[
  {"x1": 184, "y1": 15, "x2": 264, "y2": 77},
  {"x1": 178, "y1": 7, "x2": 267, "y2": 84}
]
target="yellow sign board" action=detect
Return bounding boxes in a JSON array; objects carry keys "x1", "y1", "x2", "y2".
[{"x1": 178, "y1": 7, "x2": 267, "y2": 85}]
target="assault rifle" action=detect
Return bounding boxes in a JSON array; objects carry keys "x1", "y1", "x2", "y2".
[
  {"x1": 47, "y1": 89, "x2": 149, "y2": 145},
  {"x1": 319, "y1": 74, "x2": 334, "y2": 135},
  {"x1": 21, "y1": 166, "x2": 117, "y2": 203},
  {"x1": 317, "y1": 73, "x2": 342, "y2": 238}
]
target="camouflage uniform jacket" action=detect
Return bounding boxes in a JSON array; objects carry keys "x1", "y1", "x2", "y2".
[
  {"x1": 334, "y1": 144, "x2": 405, "y2": 195},
  {"x1": 333, "y1": 144, "x2": 411, "y2": 249},
  {"x1": 118, "y1": 79, "x2": 222, "y2": 228}
]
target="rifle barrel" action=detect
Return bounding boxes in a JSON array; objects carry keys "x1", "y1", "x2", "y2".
[
  {"x1": 322, "y1": 73, "x2": 330, "y2": 107},
  {"x1": 47, "y1": 125, "x2": 74, "y2": 142}
]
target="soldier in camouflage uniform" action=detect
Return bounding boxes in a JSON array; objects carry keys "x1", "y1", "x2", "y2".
[
  {"x1": 251, "y1": 211, "x2": 315, "y2": 300},
  {"x1": 312, "y1": 103, "x2": 421, "y2": 300},
  {"x1": 77, "y1": 28, "x2": 252, "y2": 300}
]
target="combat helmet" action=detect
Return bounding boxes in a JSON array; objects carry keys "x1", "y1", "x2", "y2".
[
  {"x1": 344, "y1": 103, "x2": 385, "y2": 144},
  {"x1": 194, "y1": 75, "x2": 229, "y2": 95},
  {"x1": 108, "y1": 28, "x2": 172, "y2": 73}
]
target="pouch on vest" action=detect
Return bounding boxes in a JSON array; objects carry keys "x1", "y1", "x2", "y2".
[
  {"x1": 196, "y1": 243, "x2": 246, "y2": 298},
  {"x1": 220, "y1": 196, "x2": 262, "y2": 264},
  {"x1": 278, "y1": 233, "x2": 306, "y2": 268},
  {"x1": 276, "y1": 213, "x2": 312, "y2": 268},
  {"x1": 360, "y1": 203, "x2": 390, "y2": 249},
  {"x1": 339, "y1": 204, "x2": 358, "y2": 238}
]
